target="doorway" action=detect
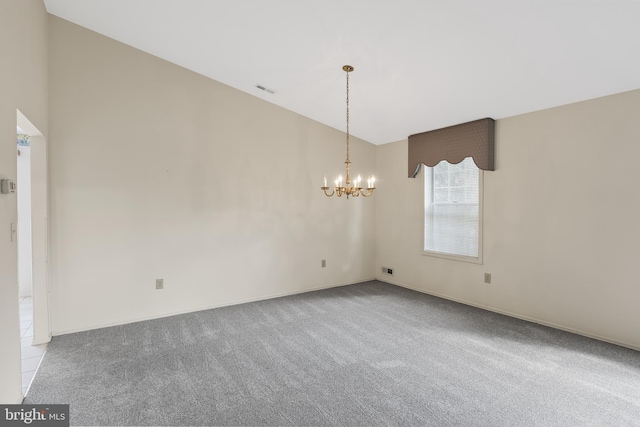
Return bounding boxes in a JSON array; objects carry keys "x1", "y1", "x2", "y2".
[{"x1": 16, "y1": 109, "x2": 50, "y2": 396}]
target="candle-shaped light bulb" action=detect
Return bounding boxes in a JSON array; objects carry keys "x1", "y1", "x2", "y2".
[
  {"x1": 335, "y1": 178, "x2": 339, "y2": 187},
  {"x1": 324, "y1": 175, "x2": 327, "y2": 187},
  {"x1": 339, "y1": 175, "x2": 343, "y2": 187},
  {"x1": 371, "y1": 176, "x2": 375, "y2": 187},
  {"x1": 357, "y1": 175, "x2": 361, "y2": 187}
]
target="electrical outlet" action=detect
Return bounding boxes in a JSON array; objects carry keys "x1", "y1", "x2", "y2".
[
  {"x1": 321, "y1": 259, "x2": 326, "y2": 268},
  {"x1": 381, "y1": 266, "x2": 394, "y2": 276},
  {"x1": 484, "y1": 273, "x2": 491, "y2": 284},
  {"x1": 156, "y1": 279, "x2": 164, "y2": 290}
]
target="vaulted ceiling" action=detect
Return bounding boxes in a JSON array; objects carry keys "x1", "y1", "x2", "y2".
[{"x1": 44, "y1": 0, "x2": 640, "y2": 145}]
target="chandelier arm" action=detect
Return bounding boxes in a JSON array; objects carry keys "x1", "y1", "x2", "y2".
[
  {"x1": 322, "y1": 187, "x2": 335, "y2": 197},
  {"x1": 360, "y1": 188, "x2": 375, "y2": 197}
]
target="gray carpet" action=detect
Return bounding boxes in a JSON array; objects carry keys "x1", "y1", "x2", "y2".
[{"x1": 25, "y1": 281, "x2": 640, "y2": 426}]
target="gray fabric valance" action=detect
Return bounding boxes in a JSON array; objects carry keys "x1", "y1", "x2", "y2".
[{"x1": 408, "y1": 118, "x2": 495, "y2": 177}]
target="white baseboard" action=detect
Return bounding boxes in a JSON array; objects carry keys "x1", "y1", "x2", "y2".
[
  {"x1": 378, "y1": 276, "x2": 640, "y2": 353},
  {"x1": 31, "y1": 334, "x2": 51, "y2": 346},
  {"x1": 53, "y1": 277, "x2": 377, "y2": 337}
]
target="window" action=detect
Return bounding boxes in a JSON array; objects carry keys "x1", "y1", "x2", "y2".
[{"x1": 424, "y1": 157, "x2": 482, "y2": 263}]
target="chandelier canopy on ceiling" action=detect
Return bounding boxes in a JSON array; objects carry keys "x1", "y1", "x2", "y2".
[{"x1": 321, "y1": 65, "x2": 375, "y2": 199}]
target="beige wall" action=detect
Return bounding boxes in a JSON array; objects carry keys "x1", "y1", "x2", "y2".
[
  {"x1": 47, "y1": 16, "x2": 376, "y2": 335},
  {"x1": 376, "y1": 88, "x2": 640, "y2": 350},
  {"x1": 0, "y1": 0, "x2": 48, "y2": 404}
]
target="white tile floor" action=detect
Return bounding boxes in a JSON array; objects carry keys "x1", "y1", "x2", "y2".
[{"x1": 19, "y1": 296, "x2": 48, "y2": 395}]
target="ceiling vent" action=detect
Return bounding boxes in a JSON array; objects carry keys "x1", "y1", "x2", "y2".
[{"x1": 255, "y1": 84, "x2": 275, "y2": 94}]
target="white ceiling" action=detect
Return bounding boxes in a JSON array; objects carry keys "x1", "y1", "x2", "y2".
[{"x1": 43, "y1": 0, "x2": 640, "y2": 145}]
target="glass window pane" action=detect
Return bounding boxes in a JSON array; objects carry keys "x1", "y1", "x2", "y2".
[{"x1": 424, "y1": 157, "x2": 481, "y2": 259}]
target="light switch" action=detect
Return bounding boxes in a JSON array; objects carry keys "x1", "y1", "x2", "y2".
[
  {"x1": 1, "y1": 179, "x2": 17, "y2": 194},
  {"x1": 10, "y1": 222, "x2": 17, "y2": 242}
]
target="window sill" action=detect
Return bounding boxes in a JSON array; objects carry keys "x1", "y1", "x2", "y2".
[{"x1": 421, "y1": 250, "x2": 483, "y2": 265}]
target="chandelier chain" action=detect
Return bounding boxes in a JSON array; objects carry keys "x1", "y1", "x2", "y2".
[{"x1": 345, "y1": 70, "x2": 350, "y2": 163}]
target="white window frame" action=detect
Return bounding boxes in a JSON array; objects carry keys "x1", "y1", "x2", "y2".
[{"x1": 422, "y1": 161, "x2": 483, "y2": 264}]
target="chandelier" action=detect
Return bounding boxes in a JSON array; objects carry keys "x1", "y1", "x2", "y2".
[{"x1": 321, "y1": 65, "x2": 375, "y2": 199}]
